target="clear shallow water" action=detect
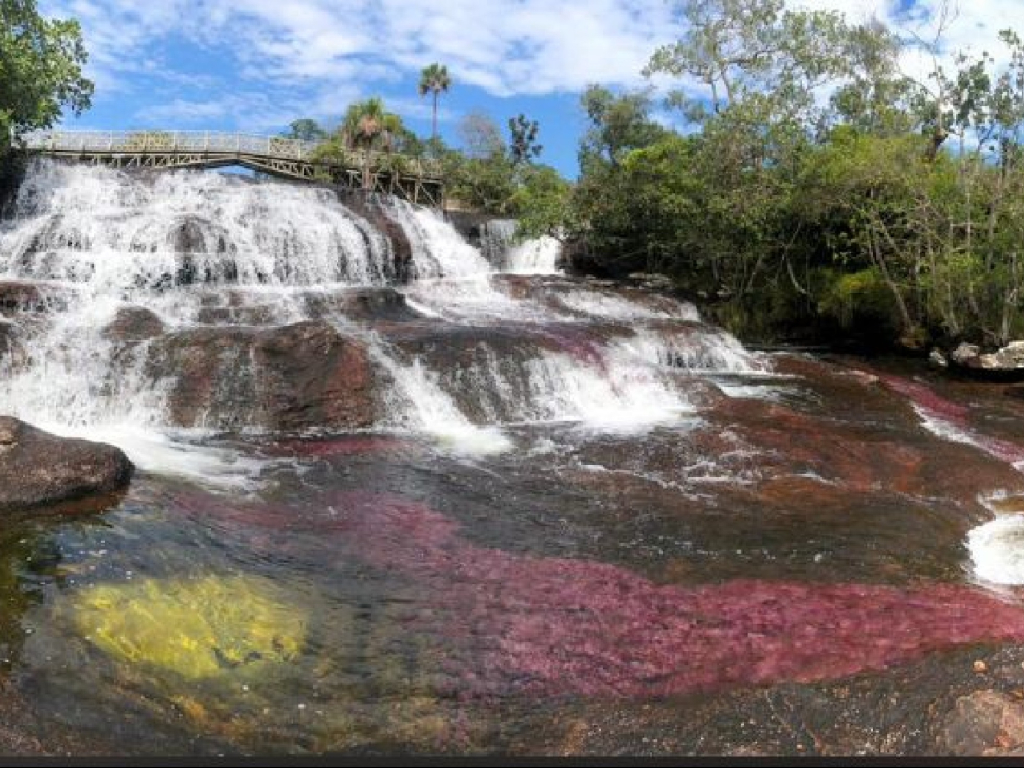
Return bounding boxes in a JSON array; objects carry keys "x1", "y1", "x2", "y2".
[{"x1": 3, "y1": 163, "x2": 1024, "y2": 756}]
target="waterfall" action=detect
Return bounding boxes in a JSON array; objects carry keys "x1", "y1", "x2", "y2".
[
  {"x1": 480, "y1": 218, "x2": 562, "y2": 275},
  {"x1": 0, "y1": 159, "x2": 771, "y2": 477}
]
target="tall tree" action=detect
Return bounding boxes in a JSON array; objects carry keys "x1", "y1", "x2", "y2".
[
  {"x1": 285, "y1": 118, "x2": 327, "y2": 141},
  {"x1": 418, "y1": 63, "x2": 452, "y2": 145},
  {"x1": 0, "y1": 0, "x2": 93, "y2": 146},
  {"x1": 341, "y1": 97, "x2": 405, "y2": 189},
  {"x1": 578, "y1": 85, "x2": 667, "y2": 172},
  {"x1": 508, "y1": 113, "x2": 542, "y2": 166}
]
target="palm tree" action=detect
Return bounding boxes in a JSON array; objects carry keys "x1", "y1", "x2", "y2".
[
  {"x1": 341, "y1": 97, "x2": 407, "y2": 190},
  {"x1": 418, "y1": 63, "x2": 452, "y2": 146}
]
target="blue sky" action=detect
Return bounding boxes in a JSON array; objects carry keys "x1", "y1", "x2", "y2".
[
  {"x1": 39, "y1": 0, "x2": 1019, "y2": 178},
  {"x1": 41, "y1": 0, "x2": 680, "y2": 179}
]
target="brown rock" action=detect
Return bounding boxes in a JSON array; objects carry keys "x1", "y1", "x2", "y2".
[
  {"x1": 938, "y1": 690, "x2": 1024, "y2": 755},
  {"x1": 102, "y1": 306, "x2": 166, "y2": 342},
  {"x1": 253, "y1": 319, "x2": 375, "y2": 431},
  {"x1": 0, "y1": 417, "x2": 133, "y2": 512},
  {"x1": 0, "y1": 281, "x2": 69, "y2": 316},
  {"x1": 148, "y1": 320, "x2": 376, "y2": 431}
]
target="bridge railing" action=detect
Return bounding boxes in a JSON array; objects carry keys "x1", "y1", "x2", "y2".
[
  {"x1": 20, "y1": 130, "x2": 443, "y2": 178},
  {"x1": 21, "y1": 130, "x2": 322, "y2": 161}
]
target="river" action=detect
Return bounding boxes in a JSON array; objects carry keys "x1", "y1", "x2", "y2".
[{"x1": 1, "y1": 159, "x2": 1023, "y2": 756}]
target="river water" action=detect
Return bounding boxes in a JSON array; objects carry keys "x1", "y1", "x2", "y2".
[{"x1": 2, "y1": 160, "x2": 1024, "y2": 756}]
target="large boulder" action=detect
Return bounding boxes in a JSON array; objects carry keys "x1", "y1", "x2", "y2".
[
  {"x1": 102, "y1": 306, "x2": 166, "y2": 342},
  {"x1": 148, "y1": 320, "x2": 377, "y2": 431},
  {"x1": 0, "y1": 417, "x2": 133, "y2": 512}
]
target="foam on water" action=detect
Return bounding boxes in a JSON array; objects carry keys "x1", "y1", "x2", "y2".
[
  {"x1": 968, "y1": 514, "x2": 1024, "y2": 585},
  {"x1": 0, "y1": 159, "x2": 770, "y2": 466}
]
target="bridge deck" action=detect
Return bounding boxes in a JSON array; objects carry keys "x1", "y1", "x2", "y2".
[{"x1": 20, "y1": 130, "x2": 445, "y2": 206}]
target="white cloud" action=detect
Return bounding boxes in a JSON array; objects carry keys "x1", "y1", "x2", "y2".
[
  {"x1": 41, "y1": 0, "x2": 680, "y2": 106},
  {"x1": 39, "y1": 0, "x2": 1024, "y2": 134}
]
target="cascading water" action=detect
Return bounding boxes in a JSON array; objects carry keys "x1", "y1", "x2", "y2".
[
  {"x1": 0, "y1": 159, "x2": 771, "y2": 472},
  {"x1": 8, "y1": 161, "x2": 1024, "y2": 758},
  {"x1": 480, "y1": 218, "x2": 562, "y2": 275}
]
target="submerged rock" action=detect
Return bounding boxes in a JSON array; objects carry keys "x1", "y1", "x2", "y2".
[
  {"x1": 0, "y1": 417, "x2": 133, "y2": 512},
  {"x1": 71, "y1": 575, "x2": 305, "y2": 680}
]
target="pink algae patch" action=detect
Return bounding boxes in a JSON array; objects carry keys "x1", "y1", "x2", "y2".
[
  {"x1": 877, "y1": 374, "x2": 1024, "y2": 466},
  {"x1": 333, "y1": 491, "x2": 1024, "y2": 699},
  {"x1": 877, "y1": 374, "x2": 970, "y2": 424}
]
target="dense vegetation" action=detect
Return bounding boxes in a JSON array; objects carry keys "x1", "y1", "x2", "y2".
[
  {"x1": 554, "y1": 0, "x2": 1024, "y2": 350},
  {"x1": 0, "y1": 0, "x2": 91, "y2": 203}
]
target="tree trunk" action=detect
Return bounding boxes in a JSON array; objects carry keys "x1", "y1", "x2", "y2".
[{"x1": 432, "y1": 91, "x2": 439, "y2": 144}]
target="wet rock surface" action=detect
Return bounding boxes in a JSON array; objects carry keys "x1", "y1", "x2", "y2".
[
  {"x1": 0, "y1": 281, "x2": 69, "y2": 316},
  {"x1": 946, "y1": 340, "x2": 1024, "y2": 378},
  {"x1": 0, "y1": 319, "x2": 19, "y2": 362},
  {"x1": 149, "y1": 320, "x2": 377, "y2": 431},
  {"x1": 0, "y1": 417, "x2": 133, "y2": 512},
  {"x1": 102, "y1": 306, "x2": 166, "y2": 342}
]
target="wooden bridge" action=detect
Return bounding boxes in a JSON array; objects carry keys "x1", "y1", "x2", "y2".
[{"x1": 20, "y1": 130, "x2": 445, "y2": 207}]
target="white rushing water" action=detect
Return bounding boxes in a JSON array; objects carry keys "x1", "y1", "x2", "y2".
[
  {"x1": 480, "y1": 218, "x2": 562, "y2": 275},
  {"x1": 968, "y1": 514, "x2": 1024, "y2": 585},
  {"x1": 0, "y1": 159, "x2": 770, "y2": 474}
]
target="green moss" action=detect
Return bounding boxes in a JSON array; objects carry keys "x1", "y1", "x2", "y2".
[{"x1": 71, "y1": 575, "x2": 305, "y2": 680}]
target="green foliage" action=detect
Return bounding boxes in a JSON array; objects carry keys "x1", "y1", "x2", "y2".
[
  {"x1": 418, "y1": 62, "x2": 452, "y2": 143},
  {"x1": 284, "y1": 118, "x2": 327, "y2": 141},
  {"x1": 557, "y1": 2, "x2": 1024, "y2": 349},
  {"x1": 817, "y1": 267, "x2": 898, "y2": 330},
  {"x1": 578, "y1": 85, "x2": 668, "y2": 171},
  {"x1": 0, "y1": 0, "x2": 93, "y2": 146},
  {"x1": 508, "y1": 164, "x2": 572, "y2": 238},
  {"x1": 508, "y1": 114, "x2": 542, "y2": 166}
]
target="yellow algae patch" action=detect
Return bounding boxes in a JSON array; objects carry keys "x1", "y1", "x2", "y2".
[{"x1": 71, "y1": 575, "x2": 305, "y2": 680}]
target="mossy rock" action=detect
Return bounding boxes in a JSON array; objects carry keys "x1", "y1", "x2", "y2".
[{"x1": 71, "y1": 575, "x2": 306, "y2": 680}]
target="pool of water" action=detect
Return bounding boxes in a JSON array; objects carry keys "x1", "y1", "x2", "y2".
[{"x1": 4, "y1": 354, "x2": 1024, "y2": 756}]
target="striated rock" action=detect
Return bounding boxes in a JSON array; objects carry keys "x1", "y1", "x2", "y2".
[
  {"x1": 301, "y1": 286, "x2": 421, "y2": 323},
  {"x1": 148, "y1": 320, "x2": 376, "y2": 431},
  {"x1": 0, "y1": 417, "x2": 133, "y2": 512},
  {"x1": 102, "y1": 306, "x2": 166, "y2": 342},
  {"x1": 338, "y1": 192, "x2": 414, "y2": 283},
  {"x1": 938, "y1": 690, "x2": 1024, "y2": 756}
]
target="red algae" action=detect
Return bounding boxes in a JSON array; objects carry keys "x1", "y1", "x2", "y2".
[
  {"x1": 333, "y1": 491, "x2": 1024, "y2": 699},
  {"x1": 876, "y1": 374, "x2": 971, "y2": 423},
  {"x1": 876, "y1": 373, "x2": 1024, "y2": 466}
]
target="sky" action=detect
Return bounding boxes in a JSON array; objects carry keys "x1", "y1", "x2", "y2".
[{"x1": 38, "y1": 0, "x2": 1024, "y2": 179}]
